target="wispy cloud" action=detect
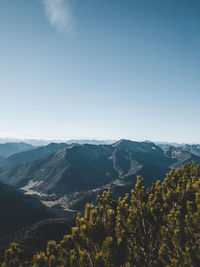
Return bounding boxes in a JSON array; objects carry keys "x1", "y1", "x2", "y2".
[{"x1": 42, "y1": 0, "x2": 73, "y2": 33}]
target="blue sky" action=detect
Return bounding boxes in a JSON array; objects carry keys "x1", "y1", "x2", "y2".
[{"x1": 0, "y1": 0, "x2": 200, "y2": 143}]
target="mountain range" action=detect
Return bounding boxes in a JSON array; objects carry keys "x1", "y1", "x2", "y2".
[
  {"x1": 0, "y1": 138, "x2": 115, "y2": 146},
  {"x1": 0, "y1": 139, "x2": 200, "y2": 255},
  {"x1": 1, "y1": 140, "x2": 200, "y2": 213}
]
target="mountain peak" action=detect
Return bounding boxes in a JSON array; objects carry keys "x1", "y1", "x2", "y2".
[{"x1": 112, "y1": 139, "x2": 135, "y2": 147}]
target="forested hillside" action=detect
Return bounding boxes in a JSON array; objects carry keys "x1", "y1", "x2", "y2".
[
  {"x1": 0, "y1": 183, "x2": 51, "y2": 237},
  {"x1": 2, "y1": 163, "x2": 200, "y2": 266}
]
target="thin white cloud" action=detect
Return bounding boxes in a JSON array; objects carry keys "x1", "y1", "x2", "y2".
[{"x1": 42, "y1": 0, "x2": 73, "y2": 33}]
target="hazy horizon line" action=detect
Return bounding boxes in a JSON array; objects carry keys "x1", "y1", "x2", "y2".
[{"x1": 0, "y1": 136, "x2": 199, "y2": 145}]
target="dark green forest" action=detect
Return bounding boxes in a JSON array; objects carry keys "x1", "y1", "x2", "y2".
[{"x1": 1, "y1": 163, "x2": 200, "y2": 267}]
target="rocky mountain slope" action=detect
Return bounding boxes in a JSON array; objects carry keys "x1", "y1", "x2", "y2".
[{"x1": 179, "y1": 144, "x2": 200, "y2": 157}]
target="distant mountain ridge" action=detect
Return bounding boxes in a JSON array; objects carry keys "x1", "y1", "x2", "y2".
[
  {"x1": 1, "y1": 140, "x2": 199, "y2": 212},
  {"x1": 0, "y1": 138, "x2": 115, "y2": 146},
  {"x1": 0, "y1": 143, "x2": 71, "y2": 173},
  {"x1": 179, "y1": 144, "x2": 200, "y2": 157},
  {"x1": 156, "y1": 142, "x2": 200, "y2": 155},
  {"x1": 0, "y1": 142, "x2": 35, "y2": 158}
]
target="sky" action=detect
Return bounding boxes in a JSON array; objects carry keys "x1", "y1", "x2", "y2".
[{"x1": 0, "y1": 0, "x2": 200, "y2": 143}]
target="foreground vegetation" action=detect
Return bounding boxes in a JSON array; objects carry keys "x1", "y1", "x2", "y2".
[{"x1": 2, "y1": 163, "x2": 200, "y2": 266}]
